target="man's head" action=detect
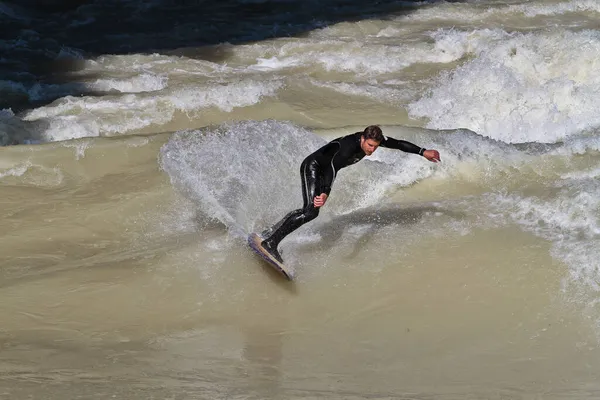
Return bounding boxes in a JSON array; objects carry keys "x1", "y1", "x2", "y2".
[{"x1": 360, "y1": 125, "x2": 383, "y2": 156}]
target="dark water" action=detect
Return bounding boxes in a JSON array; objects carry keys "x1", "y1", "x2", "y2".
[{"x1": 1, "y1": 0, "x2": 446, "y2": 114}]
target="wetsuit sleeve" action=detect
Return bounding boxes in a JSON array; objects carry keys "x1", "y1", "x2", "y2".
[
  {"x1": 320, "y1": 143, "x2": 340, "y2": 195},
  {"x1": 380, "y1": 136, "x2": 425, "y2": 155}
]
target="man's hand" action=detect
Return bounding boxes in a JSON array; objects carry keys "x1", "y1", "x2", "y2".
[
  {"x1": 314, "y1": 193, "x2": 328, "y2": 208},
  {"x1": 423, "y1": 149, "x2": 441, "y2": 162}
]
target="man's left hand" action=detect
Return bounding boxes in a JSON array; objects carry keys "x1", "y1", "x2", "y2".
[{"x1": 314, "y1": 193, "x2": 328, "y2": 208}]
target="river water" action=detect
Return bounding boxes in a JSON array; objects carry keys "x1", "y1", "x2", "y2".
[{"x1": 2, "y1": 0, "x2": 600, "y2": 398}]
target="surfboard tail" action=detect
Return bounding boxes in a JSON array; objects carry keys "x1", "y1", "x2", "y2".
[{"x1": 247, "y1": 233, "x2": 295, "y2": 280}]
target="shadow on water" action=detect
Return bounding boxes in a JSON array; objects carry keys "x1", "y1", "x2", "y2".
[
  {"x1": 1, "y1": 0, "x2": 468, "y2": 116},
  {"x1": 301, "y1": 204, "x2": 466, "y2": 258}
]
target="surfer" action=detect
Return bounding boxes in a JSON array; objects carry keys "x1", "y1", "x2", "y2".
[{"x1": 259, "y1": 125, "x2": 441, "y2": 263}]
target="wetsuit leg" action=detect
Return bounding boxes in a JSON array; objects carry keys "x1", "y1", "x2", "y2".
[{"x1": 261, "y1": 159, "x2": 322, "y2": 261}]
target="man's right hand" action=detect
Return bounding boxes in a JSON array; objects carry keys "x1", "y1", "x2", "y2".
[
  {"x1": 423, "y1": 149, "x2": 441, "y2": 162},
  {"x1": 314, "y1": 193, "x2": 328, "y2": 208}
]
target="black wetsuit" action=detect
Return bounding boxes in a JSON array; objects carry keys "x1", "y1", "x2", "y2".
[{"x1": 261, "y1": 131, "x2": 426, "y2": 261}]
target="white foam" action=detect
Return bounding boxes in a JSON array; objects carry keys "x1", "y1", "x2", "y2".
[
  {"x1": 0, "y1": 161, "x2": 64, "y2": 187},
  {"x1": 375, "y1": 26, "x2": 403, "y2": 38},
  {"x1": 167, "y1": 79, "x2": 283, "y2": 113},
  {"x1": 306, "y1": 78, "x2": 415, "y2": 106},
  {"x1": 508, "y1": 0, "x2": 600, "y2": 17},
  {"x1": 22, "y1": 79, "x2": 282, "y2": 142},
  {"x1": 0, "y1": 162, "x2": 30, "y2": 179},
  {"x1": 23, "y1": 95, "x2": 169, "y2": 141},
  {"x1": 89, "y1": 53, "x2": 224, "y2": 77},
  {"x1": 408, "y1": 29, "x2": 600, "y2": 144},
  {"x1": 62, "y1": 140, "x2": 93, "y2": 160},
  {"x1": 494, "y1": 188, "x2": 600, "y2": 241},
  {"x1": 244, "y1": 38, "x2": 463, "y2": 76},
  {"x1": 483, "y1": 178, "x2": 600, "y2": 292},
  {"x1": 550, "y1": 135, "x2": 600, "y2": 156},
  {"x1": 401, "y1": 0, "x2": 600, "y2": 25},
  {"x1": 159, "y1": 120, "x2": 325, "y2": 236},
  {"x1": 561, "y1": 166, "x2": 600, "y2": 180},
  {"x1": 91, "y1": 73, "x2": 168, "y2": 93},
  {"x1": 314, "y1": 41, "x2": 461, "y2": 74},
  {"x1": 249, "y1": 57, "x2": 301, "y2": 71},
  {"x1": 401, "y1": 1, "x2": 498, "y2": 24},
  {"x1": 556, "y1": 240, "x2": 600, "y2": 293}
]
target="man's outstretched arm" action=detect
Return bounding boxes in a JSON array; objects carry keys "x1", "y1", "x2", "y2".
[{"x1": 380, "y1": 136, "x2": 440, "y2": 162}]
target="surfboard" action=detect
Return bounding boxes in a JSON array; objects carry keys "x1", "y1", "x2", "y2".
[{"x1": 247, "y1": 233, "x2": 295, "y2": 280}]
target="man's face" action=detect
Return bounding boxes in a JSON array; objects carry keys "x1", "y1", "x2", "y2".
[{"x1": 360, "y1": 137, "x2": 380, "y2": 156}]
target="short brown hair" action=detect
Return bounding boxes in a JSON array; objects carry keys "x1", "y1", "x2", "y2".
[{"x1": 362, "y1": 125, "x2": 384, "y2": 142}]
